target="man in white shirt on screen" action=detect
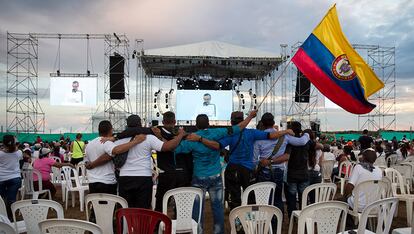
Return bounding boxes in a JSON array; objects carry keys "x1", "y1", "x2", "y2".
[
  {"x1": 64, "y1": 81, "x2": 84, "y2": 105},
  {"x1": 196, "y1": 93, "x2": 217, "y2": 120}
]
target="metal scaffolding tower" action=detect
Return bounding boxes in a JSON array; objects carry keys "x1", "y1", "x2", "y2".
[
  {"x1": 355, "y1": 45, "x2": 396, "y2": 131},
  {"x1": 6, "y1": 33, "x2": 132, "y2": 133},
  {"x1": 103, "y1": 34, "x2": 132, "y2": 132},
  {"x1": 280, "y1": 44, "x2": 288, "y2": 127},
  {"x1": 6, "y1": 32, "x2": 45, "y2": 133},
  {"x1": 286, "y1": 42, "x2": 319, "y2": 129}
]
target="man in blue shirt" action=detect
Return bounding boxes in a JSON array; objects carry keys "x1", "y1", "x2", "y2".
[
  {"x1": 254, "y1": 113, "x2": 310, "y2": 213},
  {"x1": 175, "y1": 110, "x2": 256, "y2": 234},
  {"x1": 209, "y1": 111, "x2": 294, "y2": 210}
]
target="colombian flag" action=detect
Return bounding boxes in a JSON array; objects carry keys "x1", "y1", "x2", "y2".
[{"x1": 292, "y1": 5, "x2": 384, "y2": 114}]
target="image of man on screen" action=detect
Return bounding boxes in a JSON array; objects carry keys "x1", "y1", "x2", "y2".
[
  {"x1": 64, "y1": 80, "x2": 84, "y2": 105},
  {"x1": 196, "y1": 93, "x2": 217, "y2": 120}
]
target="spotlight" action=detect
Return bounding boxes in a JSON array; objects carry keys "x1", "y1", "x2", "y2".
[
  {"x1": 240, "y1": 94, "x2": 244, "y2": 98},
  {"x1": 87, "y1": 70, "x2": 90, "y2": 76},
  {"x1": 154, "y1": 104, "x2": 157, "y2": 109},
  {"x1": 154, "y1": 98, "x2": 157, "y2": 103},
  {"x1": 165, "y1": 105, "x2": 169, "y2": 109},
  {"x1": 57, "y1": 70, "x2": 60, "y2": 76},
  {"x1": 165, "y1": 93, "x2": 169, "y2": 98},
  {"x1": 242, "y1": 105, "x2": 245, "y2": 110},
  {"x1": 156, "y1": 112, "x2": 160, "y2": 117},
  {"x1": 253, "y1": 94, "x2": 257, "y2": 98}
]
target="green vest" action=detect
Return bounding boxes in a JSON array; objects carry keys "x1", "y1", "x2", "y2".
[{"x1": 72, "y1": 140, "x2": 85, "y2": 159}]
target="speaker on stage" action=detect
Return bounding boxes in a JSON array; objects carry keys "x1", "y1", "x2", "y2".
[
  {"x1": 109, "y1": 55, "x2": 125, "y2": 100},
  {"x1": 311, "y1": 121, "x2": 321, "y2": 136},
  {"x1": 294, "y1": 70, "x2": 311, "y2": 103}
]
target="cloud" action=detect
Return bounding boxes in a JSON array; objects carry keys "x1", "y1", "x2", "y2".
[{"x1": 0, "y1": 0, "x2": 413, "y2": 131}]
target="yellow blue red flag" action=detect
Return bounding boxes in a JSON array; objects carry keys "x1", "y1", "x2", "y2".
[{"x1": 291, "y1": 4, "x2": 384, "y2": 114}]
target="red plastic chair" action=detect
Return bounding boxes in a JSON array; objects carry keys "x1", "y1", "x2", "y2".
[{"x1": 116, "y1": 208, "x2": 172, "y2": 234}]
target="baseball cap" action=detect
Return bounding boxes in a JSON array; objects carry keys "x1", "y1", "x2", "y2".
[
  {"x1": 127, "y1": 115, "x2": 142, "y2": 127},
  {"x1": 40, "y1": 148, "x2": 51, "y2": 156}
]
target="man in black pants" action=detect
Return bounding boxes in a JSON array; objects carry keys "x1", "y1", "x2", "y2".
[
  {"x1": 154, "y1": 111, "x2": 193, "y2": 212},
  {"x1": 85, "y1": 120, "x2": 146, "y2": 194}
]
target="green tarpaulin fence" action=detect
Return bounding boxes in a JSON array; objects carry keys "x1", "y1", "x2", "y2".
[
  {"x1": 0, "y1": 131, "x2": 412, "y2": 144},
  {"x1": 0, "y1": 132, "x2": 99, "y2": 143}
]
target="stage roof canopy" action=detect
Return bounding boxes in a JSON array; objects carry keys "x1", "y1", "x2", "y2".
[{"x1": 140, "y1": 41, "x2": 284, "y2": 79}]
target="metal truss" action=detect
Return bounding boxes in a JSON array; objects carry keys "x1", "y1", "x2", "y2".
[
  {"x1": 285, "y1": 42, "x2": 319, "y2": 129},
  {"x1": 6, "y1": 32, "x2": 45, "y2": 133},
  {"x1": 355, "y1": 44, "x2": 396, "y2": 131}
]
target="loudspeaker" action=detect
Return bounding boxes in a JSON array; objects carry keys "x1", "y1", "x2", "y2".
[
  {"x1": 109, "y1": 55, "x2": 125, "y2": 99},
  {"x1": 294, "y1": 70, "x2": 311, "y2": 103},
  {"x1": 151, "y1": 120, "x2": 159, "y2": 127},
  {"x1": 310, "y1": 121, "x2": 320, "y2": 135}
]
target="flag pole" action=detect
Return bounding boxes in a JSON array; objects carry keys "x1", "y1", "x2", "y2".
[{"x1": 257, "y1": 59, "x2": 292, "y2": 110}]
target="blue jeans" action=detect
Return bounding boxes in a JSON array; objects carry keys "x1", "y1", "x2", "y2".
[
  {"x1": 286, "y1": 180, "x2": 309, "y2": 218},
  {"x1": 0, "y1": 177, "x2": 22, "y2": 215},
  {"x1": 256, "y1": 167, "x2": 284, "y2": 213},
  {"x1": 192, "y1": 174, "x2": 224, "y2": 234}
]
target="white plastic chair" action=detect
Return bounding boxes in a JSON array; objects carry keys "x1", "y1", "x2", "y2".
[
  {"x1": 0, "y1": 197, "x2": 25, "y2": 233},
  {"x1": 321, "y1": 160, "x2": 335, "y2": 182},
  {"x1": 374, "y1": 156, "x2": 387, "y2": 168},
  {"x1": 39, "y1": 218, "x2": 103, "y2": 234},
  {"x1": 334, "y1": 160, "x2": 353, "y2": 195},
  {"x1": 162, "y1": 187, "x2": 203, "y2": 233},
  {"x1": 61, "y1": 166, "x2": 89, "y2": 212},
  {"x1": 20, "y1": 169, "x2": 51, "y2": 200},
  {"x1": 344, "y1": 197, "x2": 398, "y2": 234},
  {"x1": 388, "y1": 154, "x2": 398, "y2": 166},
  {"x1": 385, "y1": 168, "x2": 414, "y2": 226},
  {"x1": 85, "y1": 193, "x2": 128, "y2": 234},
  {"x1": 50, "y1": 156, "x2": 61, "y2": 163},
  {"x1": 229, "y1": 205, "x2": 283, "y2": 234},
  {"x1": 76, "y1": 161, "x2": 89, "y2": 185},
  {"x1": 348, "y1": 179, "x2": 388, "y2": 226},
  {"x1": 297, "y1": 201, "x2": 348, "y2": 234},
  {"x1": 0, "y1": 220, "x2": 16, "y2": 234},
  {"x1": 288, "y1": 183, "x2": 337, "y2": 234},
  {"x1": 400, "y1": 162, "x2": 414, "y2": 188},
  {"x1": 392, "y1": 212, "x2": 414, "y2": 234},
  {"x1": 393, "y1": 165, "x2": 413, "y2": 191},
  {"x1": 11, "y1": 199, "x2": 64, "y2": 234},
  {"x1": 241, "y1": 182, "x2": 276, "y2": 205}
]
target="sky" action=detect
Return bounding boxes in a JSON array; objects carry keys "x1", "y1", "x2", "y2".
[{"x1": 0, "y1": 0, "x2": 413, "y2": 132}]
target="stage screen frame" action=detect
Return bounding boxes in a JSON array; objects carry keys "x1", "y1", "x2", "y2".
[
  {"x1": 50, "y1": 77, "x2": 98, "y2": 107},
  {"x1": 176, "y1": 90, "x2": 233, "y2": 121}
]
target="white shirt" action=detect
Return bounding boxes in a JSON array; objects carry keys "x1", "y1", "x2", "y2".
[
  {"x1": 197, "y1": 104, "x2": 217, "y2": 120},
  {"x1": 0, "y1": 150, "x2": 23, "y2": 182},
  {"x1": 116, "y1": 135, "x2": 164, "y2": 177},
  {"x1": 85, "y1": 137, "x2": 117, "y2": 184},
  {"x1": 347, "y1": 164, "x2": 382, "y2": 211},
  {"x1": 323, "y1": 152, "x2": 336, "y2": 161}
]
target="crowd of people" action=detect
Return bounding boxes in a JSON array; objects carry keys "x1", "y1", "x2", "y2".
[{"x1": 1, "y1": 111, "x2": 413, "y2": 233}]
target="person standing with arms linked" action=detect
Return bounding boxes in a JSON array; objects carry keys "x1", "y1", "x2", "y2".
[
  {"x1": 198, "y1": 111, "x2": 294, "y2": 211},
  {"x1": 254, "y1": 114, "x2": 310, "y2": 214},
  {"x1": 178, "y1": 110, "x2": 257, "y2": 234}
]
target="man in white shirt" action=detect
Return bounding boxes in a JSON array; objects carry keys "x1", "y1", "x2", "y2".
[
  {"x1": 344, "y1": 148, "x2": 382, "y2": 212},
  {"x1": 85, "y1": 120, "x2": 146, "y2": 194},
  {"x1": 114, "y1": 120, "x2": 186, "y2": 209},
  {"x1": 196, "y1": 93, "x2": 217, "y2": 120}
]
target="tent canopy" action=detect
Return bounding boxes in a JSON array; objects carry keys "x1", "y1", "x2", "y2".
[{"x1": 140, "y1": 41, "x2": 283, "y2": 79}]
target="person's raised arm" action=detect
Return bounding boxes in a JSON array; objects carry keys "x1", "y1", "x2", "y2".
[
  {"x1": 186, "y1": 133, "x2": 220, "y2": 150},
  {"x1": 111, "y1": 134, "x2": 147, "y2": 155},
  {"x1": 161, "y1": 128, "x2": 186, "y2": 152},
  {"x1": 53, "y1": 162, "x2": 74, "y2": 168},
  {"x1": 237, "y1": 110, "x2": 257, "y2": 130}
]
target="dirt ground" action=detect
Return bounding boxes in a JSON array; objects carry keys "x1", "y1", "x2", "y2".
[{"x1": 22, "y1": 185, "x2": 411, "y2": 234}]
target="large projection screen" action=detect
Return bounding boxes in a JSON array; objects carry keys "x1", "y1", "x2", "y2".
[
  {"x1": 176, "y1": 90, "x2": 233, "y2": 121},
  {"x1": 50, "y1": 77, "x2": 97, "y2": 106}
]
